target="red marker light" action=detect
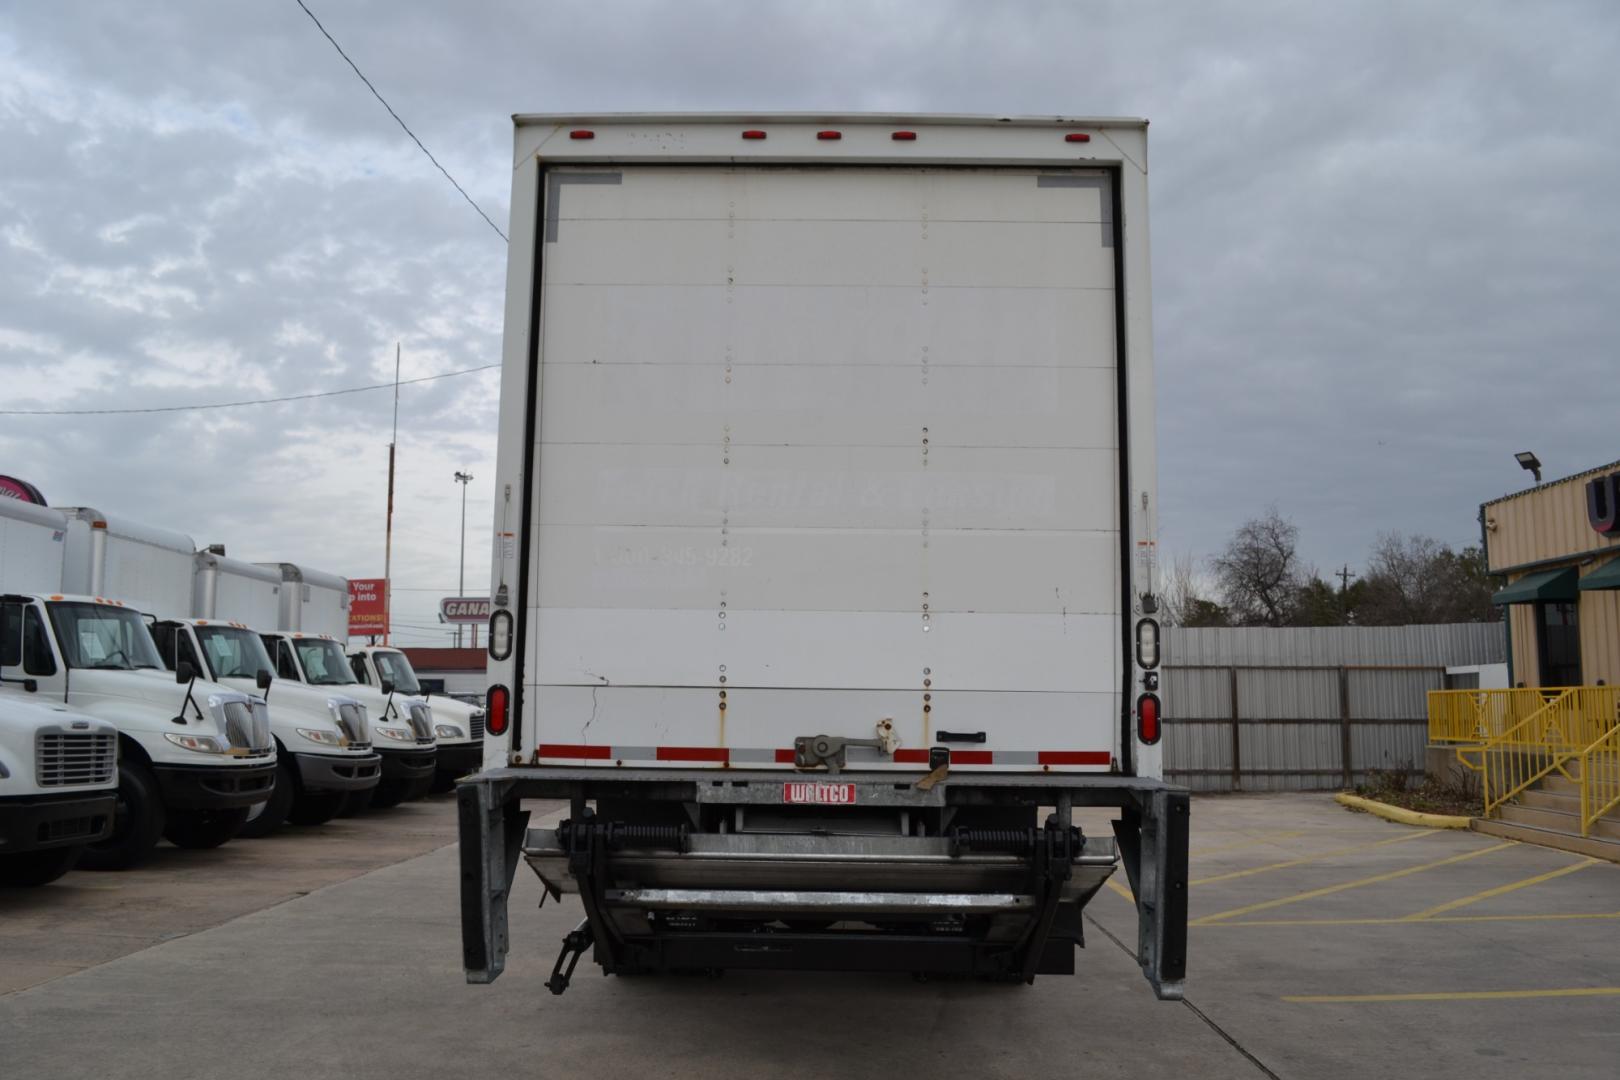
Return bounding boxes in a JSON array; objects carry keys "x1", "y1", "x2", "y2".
[
  {"x1": 891, "y1": 131, "x2": 917, "y2": 141},
  {"x1": 1065, "y1": 133, "x2": 1091, "y2": 143},
  {"x1": 817, "y1": 130, "x2": 842, "y2": 140},
  {"x1": 741, "y1": 129, "x2": 767, "y2": 140},
  {"x1": 487, "y1": 684, "x2": 510, "y2": 736},
  {"x1": 569, "y1": 130, "x2": 595, "y2": 140},
  {"x1": 1137, "y1": 694, "x2": 1161, "y2": 745}
]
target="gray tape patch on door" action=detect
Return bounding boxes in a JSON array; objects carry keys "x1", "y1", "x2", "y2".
[
  {"x1": 545, "y1": 172, "x2": 624, "y2": 242},
  {"x1": 1036, "y1": 174, "x2": 1113, "y2": 246}
]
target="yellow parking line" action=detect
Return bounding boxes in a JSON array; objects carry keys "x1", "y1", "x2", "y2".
[
  {"x1": 1191, "y1": 841, "x2": 1516, "y2": 925},
  {"x1": 1105, "y1": 878, "x2": 1134, "y2": 900},
  {"x1": 1190, "y1": 830, "x2": 1438, "y2": 887},
  {"x1": 1283, "y1": 987, "x2": 1620, "y2": 1004},
  {"x1": 1199, "y1": 910, "x2": 1620, "y2": 928},
  {"x1": 1190, "y1": 830, "x2": 1310, "y2": 859},
  {"x1": 1402, "y1": 857, "x2": 1601, "y2": 920}
]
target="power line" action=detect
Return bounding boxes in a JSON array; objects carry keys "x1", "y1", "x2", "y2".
[
  {"x1": 0, "y1": 363, "x2": 498, "y2": 416},
  {"x1": 291, "y1": 0, "x2": 507, "y2": 243}
]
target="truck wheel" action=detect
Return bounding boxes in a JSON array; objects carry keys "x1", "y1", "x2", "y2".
[
  {"x1": 403, "y1": 776, "x2": 436, "y2": 803},
  {"x1": 338, "y1": 787, "x2": 376, "y2": 817},
  {"x1": 79, "y1": 760, "x2": 167, "y2": 871},
  {"x1": 286, "y1": 790, "x2": 346, "y2": 827},
  {"x1": 163, "y1": 807, "x2": 250, "y2": 849},
  {"x1": 235, "y1": 757, "x2": 296, "y2": 838},
  {"x1": 368, "y1": 778, "x2": 410, "y2": 809},
  {"x1": 429, "y1": 770, "x2": 457, "y2": 795},
  {"x1": 0, "y1": 846, "x2": 85, "y2": 887}
]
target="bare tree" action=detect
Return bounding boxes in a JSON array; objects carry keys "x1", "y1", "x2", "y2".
[
  {"x1": 1358, "y1": 533, "x2": 1499, "y2": 625},
  {"x1": 1159, "y1": 552, "x2": 1229, "y2": 627},
  {"x1": 1210, "y1": 507, "x2": 1301, "y2": 627}
]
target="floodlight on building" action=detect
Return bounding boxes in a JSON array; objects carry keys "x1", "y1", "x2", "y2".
[{"x1": 1515, "y1": 451, "x2": 1542, "y2": 484}]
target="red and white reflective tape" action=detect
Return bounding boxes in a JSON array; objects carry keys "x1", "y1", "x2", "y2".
[{"x1": 533, "y1": 744, "x2": 1111, "y2": 768}]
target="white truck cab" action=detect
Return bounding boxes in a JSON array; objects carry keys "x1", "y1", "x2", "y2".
[
  {"x1": 151, "y1": 619, "x2": 381, "y2": 836},
  {"x1": 349, "y1": 646, "x2": 483, "y2": 791},
  {"x1": 0, "y1": 593, "x2": 276, "y2": 868},
  {"x1": 260, "y1": 632, "x2": 436, "y2": 809},
  {"x1": 0, "y1": 692, "x2": 118, "y2": 886}
]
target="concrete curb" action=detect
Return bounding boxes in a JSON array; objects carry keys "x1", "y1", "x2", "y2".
[{"x1": 1334, "y1": 792, "x2": 1473, "y2": 830}]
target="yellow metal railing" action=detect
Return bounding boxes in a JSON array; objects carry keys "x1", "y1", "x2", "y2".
[
  {"x1": 1577, "y1": 725, "x2": 1620, "y2": 836},
  {"x1": 1427, "y1": 688, "x2": 1567, "y2": 745},
  {"x1": 1474, "y1": 687, "x2": 1620, "y2": 828}
]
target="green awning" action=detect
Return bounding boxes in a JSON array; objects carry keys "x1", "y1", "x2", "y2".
[
  {"x1": 1579, "y1": 557, "x2": 1620, "y2": 591},
  {"x1": 1493, "y1": 567, "x2": 1578, "y2": 605}
]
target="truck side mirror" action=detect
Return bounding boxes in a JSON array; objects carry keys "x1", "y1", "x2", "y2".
[
  {"x1": 380, "y1": 678, "x2": 395, "y2": 696},
  {"x1": 256, "y1": 669, "x2": 273, "y2": 692},
  {"x1": 176, "y1": 660, "x2": 197, "y2": 685}
]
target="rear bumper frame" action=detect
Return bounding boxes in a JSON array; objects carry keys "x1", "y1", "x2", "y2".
[{"x1": 457, "y1": 766, "x2": 1188, "y2": 999}]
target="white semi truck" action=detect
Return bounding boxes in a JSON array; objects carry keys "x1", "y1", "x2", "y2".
[
  {"x1": 260, "y1": 632, "x2": 436, "y2": 809},
  {"x1": 0, "y1": 693, "x2": 119, "y2": 887},
  {"x1": 458, "y1": 114, "x2": 1187, "y2": 998},
  {"x1": 149, "y1": 550, "x2": 381, "y2": 835},
  {"x1": 1, "y1": 504, "x2": 276, "y2": 868},
  {"x1": 349, "y1": 645, "x2": 483, "y2": 791}
]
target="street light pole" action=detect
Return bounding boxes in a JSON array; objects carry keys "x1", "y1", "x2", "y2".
[{"x1": 454, "y1": 470, "x2": 473, "y2": 647}]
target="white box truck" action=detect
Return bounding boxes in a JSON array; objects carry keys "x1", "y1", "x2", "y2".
[
  {"x1": 258, "y1": 562, "x2": 350, "y2": 639},
  {"x1": 0, "y1": 693, "x2": 119, "y2": 887},
  {"x1": 458, "y1": 114, "x2": 1187, "y2": 998},
  {"x1": 349, "y1": 645, "x2": 483, "y2": 791},
  {"x1": 1, "y1": 503, "x2": 276, "y2": 867}
]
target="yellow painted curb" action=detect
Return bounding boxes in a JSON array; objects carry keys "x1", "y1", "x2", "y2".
[{"x1": 1334, "y1": 792, "x2": 1473, "y2": 830}]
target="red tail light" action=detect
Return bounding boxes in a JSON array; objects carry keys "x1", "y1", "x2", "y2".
[
  {"x1": 817, "y1": 130, "x2": 842, "y2": 140},
  {"x1": 1065, "y1": 133, "x2": 1091, "y2": 143},
  {"x1": 1137, "y1": 693, "x2": 1161, "y2": 745},
  {"x1": 569, "y1": 130, "x2": 594, "y2": 140},
  {"x1": 487, "y1": 684, "x2": 510, "y2": 736},
  {"x1": 891, "y1": 131, "x2": 917, "y2": 141},
  {"x1": 741, "y1": 129, "x2": 767, "y2": 140}
]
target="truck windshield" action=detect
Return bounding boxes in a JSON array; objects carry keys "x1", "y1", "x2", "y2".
[
  {"x1": 293, "y1": 639, "x2": 358, "y2": 686},
  {"x1": 47, "y1": 602, "x2": 165, "y2": 671},
  {"x1": 372, "y1": 650, "x2": 421, "y2": 694},
  {"x1": 195, "y1": 626, "x2": 275, "y2": 681}
]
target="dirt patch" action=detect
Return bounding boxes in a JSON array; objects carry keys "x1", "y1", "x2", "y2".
[{"x1": 1353, "y1": 768, "x2": 1481, "y2": 817}]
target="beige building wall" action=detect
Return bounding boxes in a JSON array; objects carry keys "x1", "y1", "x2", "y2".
[{"x1": 1489, "y1": 461, "x2": 1620, "y2": 687}]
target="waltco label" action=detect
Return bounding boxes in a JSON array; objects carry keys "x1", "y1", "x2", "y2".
[{"x1": 782, "y1": 782, "x2": 857, "y2": 805}]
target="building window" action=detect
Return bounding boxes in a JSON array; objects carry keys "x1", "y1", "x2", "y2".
[{"x1": 1536, "y1": 600, "x2": 1582, "y2": 687}]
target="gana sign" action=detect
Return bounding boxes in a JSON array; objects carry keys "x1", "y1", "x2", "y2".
[
  {"x1": 349, "y1": 578, "x2": 388, "y2": 636},
  {"x1": 440, "y1": 596, "x2": 491, "y2": 624},
  {"x1": 1588, "y1": 473, "x2": 1620, "y2": 536}
]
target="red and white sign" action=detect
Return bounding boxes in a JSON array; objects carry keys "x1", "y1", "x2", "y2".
[
  {"x1": 0, "y1": 475, "x2": 47, "y2": 505},
  {"x1": 783, "y1": 781, "x2": 857, "y2": 805},
  {"x1": 349, "y1": 578, "x2": 387, "y2": 636},
  {"x1": 439, "y1": 596, "x2": 491, "y2": 624}
]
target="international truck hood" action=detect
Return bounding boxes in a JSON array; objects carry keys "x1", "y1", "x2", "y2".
[{"x1": 217, "y1": 676, "x2": 357, "y2": 719}]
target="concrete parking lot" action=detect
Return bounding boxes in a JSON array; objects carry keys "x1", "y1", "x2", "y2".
[{"x1": 3, "y1": 792, "x2": 1617, "y2": 1079}]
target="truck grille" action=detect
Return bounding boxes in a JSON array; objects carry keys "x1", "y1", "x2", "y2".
[
  {"x1": 469, "y1": 710, "x2": 486, "y2": 740},
  {"x1": 35, "y1": 731, "x2": 117, "y2": 787},
  {"x1": 336, "y1": 703, "x2": 369, "y2": 747},
  {"x1": 408, "y1": 703, "x2": 434, "y2": 743},
  {"x1": 223, "y1": 700, "x2": 273, "y2": 753}
]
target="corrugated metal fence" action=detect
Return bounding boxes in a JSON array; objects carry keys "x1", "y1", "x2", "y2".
[{"x1": 1163, "y1": 624, "x2": 1505, "y2": 793}]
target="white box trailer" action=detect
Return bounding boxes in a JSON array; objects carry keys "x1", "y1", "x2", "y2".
[
  {"x1": 460, "y1": 114, "x2": 1185, "y2": 998},
  {"x1": 0, "y1": 500, "x2": 68, "y2": 595},
  {"x1": 258, "y1": 563, "x2": 350, "y2": 638},
  {"x1": 193, "y1": 549, "x2": 283, "y2": 627},
  {"x1": 59, "y1": 508, "x2": 195, "y2": 619}
]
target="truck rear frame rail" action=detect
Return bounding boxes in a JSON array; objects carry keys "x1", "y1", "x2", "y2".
[{"x1": 458, "y1": 768, "x2": 1188, "y2": 999}]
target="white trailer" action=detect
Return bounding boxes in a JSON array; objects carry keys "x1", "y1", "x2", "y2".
[
  {"x1": 259, "y1": 563, "x2": 350, "y2": 639},
  {"x1": 0, "y1": 500, "x2": 68, "y2": 595},
  {"x1": 59, "y1": 508, "x2": 195, "y2": 618},
  {"x1": 460, "y1": 114, "x2": 1185, "y2": 998},
  {"x1": 192, "y1": 549, "x2": 282, "y2": 628}
]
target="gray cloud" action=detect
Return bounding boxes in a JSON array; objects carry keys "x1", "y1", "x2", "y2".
[{"x1": 2, "y1": 1, "x2": 1618, "y2": 640}]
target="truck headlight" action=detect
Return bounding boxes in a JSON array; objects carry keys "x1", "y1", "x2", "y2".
[
  {"x1": 165, "y1": 732, "x2": 229, "y2": 754},
  {"x1": 435, "y1": 724, "x2": 466, "y2": 740},
  {"x1": 374, "y1": 726, "x2": 416, "y2": 743},
  {"x1": 296, "y1": 727, "x2": 347, "y2": 747}
]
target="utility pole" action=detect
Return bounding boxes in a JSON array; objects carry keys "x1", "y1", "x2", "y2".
[
  {"x1": 383, "y1": 343, "x2": 400, "y2": 646},
  {"x1": 454, "y1": 470, "x2": 473, "y2": 648},
  {"x1": 1336, "y1": 564, "x2": 1356, "y2": 593}
]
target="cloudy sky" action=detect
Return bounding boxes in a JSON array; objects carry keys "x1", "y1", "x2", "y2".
[{"x1": 2, "y1": 1, "x2": 1618, "y2": 643}]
